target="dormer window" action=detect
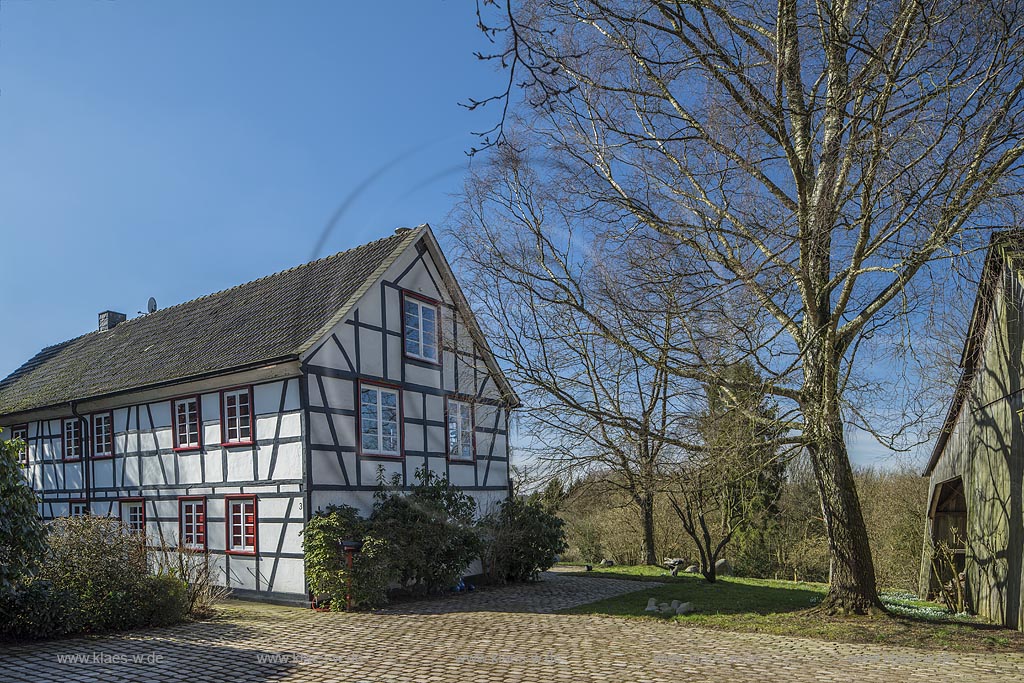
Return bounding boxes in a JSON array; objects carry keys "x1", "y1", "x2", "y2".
[{"x1": 403, "y1": 292, "x2": 440, "y2": 363}]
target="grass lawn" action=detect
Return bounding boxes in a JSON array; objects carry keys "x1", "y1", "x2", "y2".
[{"x1": 558, "y1": 565, "x2": 1024, "y2": 652}]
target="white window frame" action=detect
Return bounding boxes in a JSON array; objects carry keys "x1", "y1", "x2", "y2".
[
  {"x1": 173, "y1": 397, "x2": 201, "y2": 450},
  {"x1": 221, "y1": 387, "x2": 254, "y2": 445},
  {"x1": 12, "y1": 425, "x2": 28, "y2": 465},
  {"x1": 403, "y1": 294, "x2": 440, "y2": 363},
  {"x1": 179, "y1": 498, "x2": 206, "y2": 550},
  {"x1": 226, "y1": 497, "x2": 257, "y2": 554},
  {"x1": 92, "y1": 413, "x2": 114, "y2": 457},
  {"x1": 447, "y1": 399, "x2": 475, "y2": 461},
  {"x1": 120, "y1": 501, "x2": 145, "y2": 534},
  {"x1": 359, "y1": 384, "x2": 402, "y2": 457},
  {"x1": 62, "y1": 418, "x2": 83, "y2": 460},
  {"x1": 69, "y1": 502, "x2": 87, "y2": 517}
]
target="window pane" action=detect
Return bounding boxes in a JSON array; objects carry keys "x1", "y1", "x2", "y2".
[{"x1": 363, "y1": 434, "x2": 379, "y2": 452}]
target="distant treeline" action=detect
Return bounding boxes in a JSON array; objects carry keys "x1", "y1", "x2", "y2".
[{"x1": 547, "y1": 460, "x2": 927, "y2": 591}]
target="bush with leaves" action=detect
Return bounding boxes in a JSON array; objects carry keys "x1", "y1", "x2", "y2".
[
  {"x1": 131, "y1": 574, "x2": 190, "y2": 627},
  {"x1": 1, "y1": 516, "x2": 190, "y2": 640},
  {"x1": 371, "y1": 468, "x2": 481, "y2": 595},
  {"x1": 348, "y1": 535, "x2": 392, "y2": 608},
  {"x1": 0, "y1": 580, "x2": 80, "y2": 640},
  {"x1": 0, "y1": 431, "x2": 46, "y2": 591},
  {"x1": 301, "y1": 504, "x2": 391, "y2": 610},
  {"x1": 40, "y1": 515, "x2": 150, "y2": 631},
  {"x1": 479, "y1": 497, "x2": 566, "y2": 582}
]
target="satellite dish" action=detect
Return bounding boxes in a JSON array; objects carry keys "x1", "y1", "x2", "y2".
[{"x1": 147, "y1": 297, "x2": 158, "y2": 314}]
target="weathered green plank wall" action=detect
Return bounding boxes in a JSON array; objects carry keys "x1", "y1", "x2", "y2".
[{"x1": 921, "y1": 255, "x2": 1024, "y2": 630}]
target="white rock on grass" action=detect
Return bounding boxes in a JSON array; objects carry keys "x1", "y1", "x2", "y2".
[
  {"x1": 670, "y1": 600, "x2": 680, "y2": 609},
  {"x1": 645, "y1": 597, "x2": 658, "y2": 612},
  {"x1": 675, "y1": 602, "x2": 694, "y2": 615}
]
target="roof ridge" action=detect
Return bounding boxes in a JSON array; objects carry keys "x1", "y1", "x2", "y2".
[
  {"x1": 109, "y1": 231, "x2": 408, "y2": 332},
  {"x1": 2, "y1": 230, "x2": 411, "y2": 380},
  {"x1": 0, "y1": 227, "x2": 422, "y2": 416}
]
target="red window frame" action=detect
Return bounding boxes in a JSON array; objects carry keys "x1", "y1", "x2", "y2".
[
  {"x1": 400, "y1": 290, "x2": 443, "y2": 366},
  {"x1": 172, "y1": 396, "x2": 203, "y2": 452},
  {"x1": 91, "y1": 411, "x2": 115, "y2": 459},
  {"x1": 11, "y1": 424, "x2": 28, "y2": 465},
  {"x1": 119, "y1": 497, "x2": 145, "y2": 535},
  {"x1": 61, "y1": 418, "x2": 84, "y2": 461},
  {"x1": 225, "y1": 494, "x2": 258, "y2": 556},
  {"x1": 356, "y1": 380, "x2": 404, "y2": 459},
  {"x1": 219, "y1": 386, "x2": 255, "y2": 447},
  {"x1": 178, "y1": 496, "x2": 207, "y2": 550},
  {"x1": 445, "y1": 397, "x2": 476, "y2": 463}
]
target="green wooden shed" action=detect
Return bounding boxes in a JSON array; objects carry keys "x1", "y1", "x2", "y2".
[{"x1": 921, "y1": 231, "x2": 1024, "y2": 630}]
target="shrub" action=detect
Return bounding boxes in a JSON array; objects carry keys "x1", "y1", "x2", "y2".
[
  {"x1": 302, "y1": 504, "x2": 385, "y2": 610},
  {"x1": 348, "y1": 535, "x2": 391, "y2": 609},
  {"x1": 302, "y1": 470, "x2": 490, "y2": 608},
  {"x1": 479, "y1": 498, "x2": 567, "y2": 582},
  {"x1": 2, "y1": 516, "x2": 192, "y2": 640},
  {"x1": 371, "y1": 468, "x2": 481, "y2": 595},
  {"x1": 131, "y1": 574, "x2": 190, "y2": 627},
  {"x1": 40, "y1": 515, "x2": 150, "y2": 631},
  {"x1": 0, "y1": 580, "x2": 80, "y2": 640},
  {"x1": 0, "y1": 432, "x2": 46, "y2": 591},
  {"x1": 151, "y1": 539, "x2": 230, "y2": 619}
]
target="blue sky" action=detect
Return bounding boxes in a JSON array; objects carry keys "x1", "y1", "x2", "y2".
[
  {"x1": 0, "y1": 0, "x2": 496, "y2": 375},
  {"x1": 0, "y1": 1, "x2": 918, "y2": 468}
]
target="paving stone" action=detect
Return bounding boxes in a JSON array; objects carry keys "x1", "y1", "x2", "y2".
[{"x1": 0, "y1": 573, "x2": 1022, "y2": 682}]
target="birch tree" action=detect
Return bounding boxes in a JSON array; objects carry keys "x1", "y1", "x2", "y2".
[{"x1": 469, "y1": 0, "x2": 1024, "y2": 612}]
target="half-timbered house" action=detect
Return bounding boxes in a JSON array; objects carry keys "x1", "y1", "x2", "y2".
[{"x1": 0, "y1": 225, "x2": 517, "y2": 604}]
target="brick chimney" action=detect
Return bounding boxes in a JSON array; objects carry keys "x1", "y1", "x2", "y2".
[{"x1": 98, "y1": 310, "x2": 127, "y2": 332}]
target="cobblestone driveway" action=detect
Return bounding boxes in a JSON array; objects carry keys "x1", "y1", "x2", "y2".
[{"x1": 1, "y1": 573, "x2": 1022, "y2": 682}]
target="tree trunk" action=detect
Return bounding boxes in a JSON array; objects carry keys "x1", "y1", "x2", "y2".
[
  {"x1": 701, "y1": 566, "x2": 717, "y2": 583},
  {"x1": 804, "y1": 357, "x2": 882, "y2": 614},
  {"x1": 640, "y1": 492, "x2": 657, "y2": 566}
]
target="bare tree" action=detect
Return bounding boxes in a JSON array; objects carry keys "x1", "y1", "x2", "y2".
[
  {"x1": 452, "y1": 162, "x2": 702, "y2": 564},
  {"x1": 469, "y1": 0, "x2": 1024, "y2": 612}
]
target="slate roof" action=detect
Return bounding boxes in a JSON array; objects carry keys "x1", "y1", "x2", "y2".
[{"x1": 0, "y1": 230, "x2": 414, "y2": 417}]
